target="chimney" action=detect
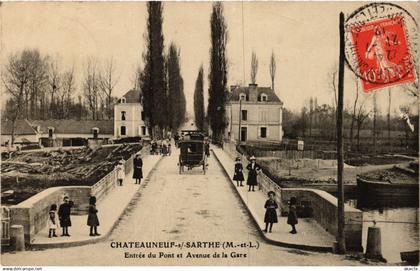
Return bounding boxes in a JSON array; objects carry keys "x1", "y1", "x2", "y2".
[{"x1": 248, "y1": 83, "x2": 258, "y2": 102}]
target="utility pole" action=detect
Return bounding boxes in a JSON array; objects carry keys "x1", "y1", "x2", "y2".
[
  {"x1": 336, "y1": 12, "x2": 346, "y2": 254},
  {"x1": 238, "y1": 97, "x2": 242, "y2": 143}
]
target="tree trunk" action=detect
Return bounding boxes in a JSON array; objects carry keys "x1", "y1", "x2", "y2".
[
  {"x1": 356, "y1": 123, "x2": 361, "y2": 152},
  {"x1": 387, "y1": 89, "x2": 391, "y2": 145}
]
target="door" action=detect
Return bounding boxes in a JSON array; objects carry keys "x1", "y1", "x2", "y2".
[{"x1": 240, "y1": 127, "x2": 247, "y2": 142}]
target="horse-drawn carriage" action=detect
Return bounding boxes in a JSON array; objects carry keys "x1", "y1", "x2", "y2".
[{"x1": 178, "y1": 130, "x2": 207, "y2": 174}]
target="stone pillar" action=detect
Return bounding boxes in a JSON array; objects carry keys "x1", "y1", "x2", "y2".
[
  {"x1": 366, "y1": 226, "x2": 386, "y2": 262},
  {"x1": 10, "y1": 225, "x2": 25, "y2": 251}
]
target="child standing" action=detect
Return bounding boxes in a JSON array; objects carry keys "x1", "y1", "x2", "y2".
[
  {"x1": 246, "y1": 156, "x2": 261, "y2": 192},
  {"x1": 87, "y1": 196, "x2": 100, "y2": 236},
  {"x1": 287, "y1": 197, "x2": 298, "y2": 234},
  {"x1": 116, "y1": 160, "x2": 125, "y2": 186},
  {"x1": 47, "y1": 204, "x2": 58, "y2": 238},
  {"x1": 233, "y1": 157, "x2": 244, "y2": 187},
  {"x1": 263, "y1": 191, "x2": 278, "y2": 233},
  {"x1": 58, "y1": 196, "x2": 74, "y2": 236}
]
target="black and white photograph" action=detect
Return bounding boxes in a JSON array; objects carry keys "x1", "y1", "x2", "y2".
[{"x1": 0, "y1": 1, "x2": 418, "y2": 268}]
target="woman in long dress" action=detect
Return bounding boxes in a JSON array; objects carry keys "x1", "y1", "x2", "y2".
[
  {"x1": 246, "y1": 156, "x2": 261, "y2": 192},
  {"x1": 132, "y1": 154, "x2": 143, "y2": 184}
]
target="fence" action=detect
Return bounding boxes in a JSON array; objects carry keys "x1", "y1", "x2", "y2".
[
  {"x1": 90, "y1": 145, "x2": 148, "y2": 203},
  {"x1": 1, "y1": 207, "x2": 10, "y2": 246}
]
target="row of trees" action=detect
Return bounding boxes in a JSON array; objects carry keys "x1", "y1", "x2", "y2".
[
  {"x1": 2, "y1": 50, "x2": 120, "y2": 123},
  {"x1": 139, "y1": 2, "x2": 186, "y2": 138},
  {"x1": 283, "y1": 95, "x2": 417, "y2": 151},
  {"x1": 195, "y1": 2, "x2": 279, "y2": 141},
  {"x1": 2, "y1": 49, "x2": 123, "y2": 143}
]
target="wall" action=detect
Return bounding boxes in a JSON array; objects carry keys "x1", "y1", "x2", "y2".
[
  {"x1": 8, "y1": 145, "x2": 148, "y2": 244},
  {"x1": 226, "y1": 103, "x2": 283, "y2": 142},
  {"x1": 280, "y1": 189, "x2": 363, "y2": 251},
  {"x1": 114, "y1": 103, "x2": 147, "y2": 138},
  {"x1": 223, "y1": 142, "x2": 363, "y2": 251},
  {"x1": 9, "y1": 186, "x2": 91, "y2": 243}
]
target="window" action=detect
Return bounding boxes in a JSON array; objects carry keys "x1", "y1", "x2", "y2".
[
  {"x1": 141, "y1": 126, "x2": 146, "y2": 135},
  {"x1": 121, "y1": 111, "x2": 126, "y2": 121},
  {"x1": 48, "y1": 127, "x2": 54, "y2": 138},
  {"x1": 141, "y1": 111, "x2": 145, "y2": 121},
  {"x1": 92, "y1": 128, "x2": 99, "y2": 139},
  {"x1": 239, "y1": 93, "x2": 247, "y2": 101},
  {"x1": 120, "y1": 97, "x2": 126, "y2": 103},
  {"x1": 260, "y1": 127, "x2": 267, "y2": 138},
  {"x1": 120, "y1": 126, "x2": 126, "y2": 136},
  {"x1": 241, "y1": 110, "x2": 247, "y2": 121},
  {"x1": 259, "y1": 93, "x2": 268, "y2": 102}
]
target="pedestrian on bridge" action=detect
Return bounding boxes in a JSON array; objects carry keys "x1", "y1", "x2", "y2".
[
  {"x1": 47, "y1": 204, "x2": 58, "y2": 238},
  {"x1": 246, "y1": 156, "x2": 261, "y2": 192},
  {"x1": 263, "y1": 191, "x2": 278, "y2": 233},
  {"x1": 116, "y1": 160, "x2": 125, "y2": 186},
  {"x1": 287, "y1": 197, "x2": 298, "y2": 234},
  {"x1": 58, "y1": 196, "x2": 74, "y2": 237},
  {"x1": 87, "y1": 196, "x2": 100, "y2": 236},
  {"x1": 133, "y1": 154, "x2": 143, "y2": 184},
  {"x1": 233, "y1": 157, "x2": 244, "y2": 186}
]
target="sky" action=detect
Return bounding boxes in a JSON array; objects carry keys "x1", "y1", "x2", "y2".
[{"x1": 1, "y1": 1, "x2": 418, "y2": 116}]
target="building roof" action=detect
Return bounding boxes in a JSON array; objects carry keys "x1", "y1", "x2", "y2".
[
  {"x1": 118, "y1": 89, "x2": 141, "y2": 103},
  {"x1": 31, "y1": 120, "x2": 114, "y2": 135},
  {"x1": 1, "y1": 119, "x2": 37, "y2": 135},
  {"x1": 227, "y1": 84, "x2": 282, "y2": 104}
]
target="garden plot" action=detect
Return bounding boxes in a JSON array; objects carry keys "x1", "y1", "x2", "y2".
[{"x1": 1, "y1": 144, "x2": 142, "y2": 205}]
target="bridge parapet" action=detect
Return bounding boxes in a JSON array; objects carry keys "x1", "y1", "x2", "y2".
[{"x1": 222, "y1": 141, "x2": 363, "y2": 251}]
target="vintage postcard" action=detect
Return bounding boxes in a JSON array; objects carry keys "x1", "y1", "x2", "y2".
[{"x1": 0, "y1": 1, "x2": 418, "y2": 268}]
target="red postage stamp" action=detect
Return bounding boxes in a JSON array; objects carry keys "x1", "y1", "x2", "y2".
[
  {"x1": 350, "y1": 17, "x2": 416, "y2": 92},
  {"x1": 345, "y1": 3, "x2": 418, "y2": 92}
]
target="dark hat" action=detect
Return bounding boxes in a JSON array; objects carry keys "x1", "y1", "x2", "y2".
[
  {"x1": 267, "y1": 191, "x2": 275, "y2": 197},
  {"x1": 235, "y1": 157, "x2": 241, "y2": 162},
  {"x1": 50, "y1": 204, "x2": 57, "y2": 211},
  {"x1": 289, "y1": 197, "x2": 297, "y2": 205}
]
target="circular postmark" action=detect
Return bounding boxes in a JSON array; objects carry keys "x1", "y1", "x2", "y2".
[{"x1": 345, "y1": 2, "x2": 418, "y2": 92}]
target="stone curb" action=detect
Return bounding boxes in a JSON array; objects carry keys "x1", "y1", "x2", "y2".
[
  {"x1": 211, "y1": 147, "x2": 333, "y2": 253},
  {"x1": 29, "y1": 155, "x2": 165, "y2": 250}
]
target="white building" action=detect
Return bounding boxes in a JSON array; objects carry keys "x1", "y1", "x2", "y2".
[
  {"x1": 225, "y1": 84, "x2": 283, "y2": 142},
  {"x1": 114, "y1": 89, "x2": 148, "y2": 138}
]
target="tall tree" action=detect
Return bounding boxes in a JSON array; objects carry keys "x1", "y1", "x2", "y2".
[
  {"x1": 269, "y1": 51, "x2": 276, "y2": 91},
  {"x1": 47, "y1": 59, "x2": 62, "y2": 119},
  {"x1": 83, "y1": 58, "x2": 100, "y2": 120},
  {"x1": 250, "y1": 50, "x2": 258, "y2": 84},
  {"x1": 208, "y1": 2, "x2": 228, "y2": 141},
  {"x1": 387, "y1": 88, "x2": 392, "y2": 145},
  {"x1": 62, "y1": 66, "x2": 76, "y2": 119},
  {"x1": 140, "y1": 1, "x2": 167, "y2": 138},
  {"x1": 167, "y1": 43, "x2": 185, "y2": 132},
  {"x1": 1, "y1": 51, "x2": 32, "y2": 144},
  {"x1": 194, "y1": 65, "x2": 205, "y2": 131},
  {"x1": 99, "y1": 57, "x2": 119, "y2": 120},
  {"x1": 309, "y1": 97, "x2": 314, "y2": 136}
]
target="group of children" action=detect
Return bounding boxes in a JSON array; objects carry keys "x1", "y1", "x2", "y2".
[
  {"x1": 47, "y1": 195, "x2": 100, "y2": 238},
  {"x1": 47, "y1": 153, "x2": 145, "y2": 238},
  {"x1": 233, "y1": 156, "x2": 298, "y2": 234}
]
